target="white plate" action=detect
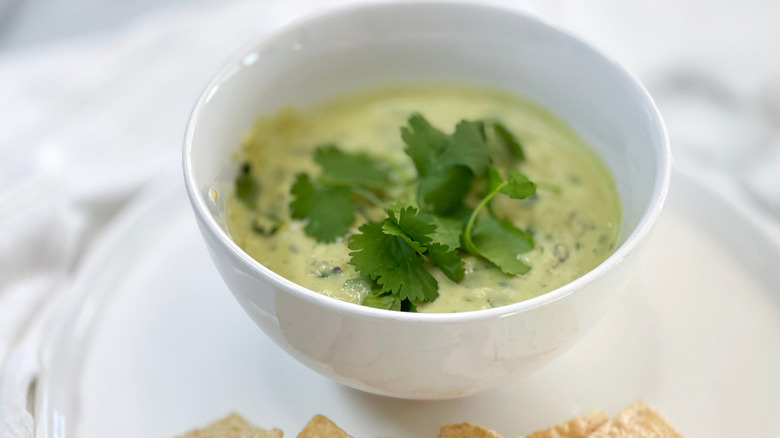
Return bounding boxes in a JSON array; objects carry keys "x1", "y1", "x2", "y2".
[{"x1": 33, "y1": 166, "x2": 780, "y2": 438}]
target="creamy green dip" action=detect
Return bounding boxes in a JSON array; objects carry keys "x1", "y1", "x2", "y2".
[{"x1": 226, "y1": 85, "x2": 621, "y2": 313}]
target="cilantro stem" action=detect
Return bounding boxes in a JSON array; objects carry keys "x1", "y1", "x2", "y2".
[
  {"x1": 462, "y1": 183, "x2": 505, "y2": 254},
  {"x1": 351, "y1": 186, "x2": 385, "y2": 210}
]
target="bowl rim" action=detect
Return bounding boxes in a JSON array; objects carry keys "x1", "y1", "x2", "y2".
[{"x1": 183, "y1": 0, "x2": 671, "y2": 323}]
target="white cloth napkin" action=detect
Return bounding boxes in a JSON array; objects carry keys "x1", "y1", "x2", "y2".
[
  {"x1": 554, "y1": 0, "x2": 780, "y2": 217},
  {"x1": 0, "y1": 1, "x2": 353, "y2": 435}
]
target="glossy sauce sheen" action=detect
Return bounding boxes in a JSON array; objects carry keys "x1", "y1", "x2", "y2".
[{"x1": 226, "y1": 86, "x2": 621, "y2": 313}]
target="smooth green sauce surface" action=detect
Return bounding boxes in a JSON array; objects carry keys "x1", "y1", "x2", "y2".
[{"x1": 226, "y1": 85, "x2": 621, "y2": 313}]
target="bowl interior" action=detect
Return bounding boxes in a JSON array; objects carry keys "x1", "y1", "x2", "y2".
[{"x1": 187, "y1": 1, "x2": 666, "y2": 288}]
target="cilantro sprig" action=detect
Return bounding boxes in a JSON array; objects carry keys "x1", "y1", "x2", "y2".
[
  {"x1": 462, "y1": 167, "x2": 537, "y2": 274},
  {"x1": 348, "y1": 206, "x2": 464, "y2": 310},
  {"x1": 288, "y1": 145, "x2": 391, "y2": 243},
  {"x1": 402, "y1": 114, "x2": 491, "y2": 215},
  {"x1": 349, "y1": 217, "x2": 438, "y2": 303},
  {"x1": 491, "y1": 121, "x2": 525, "y2": 162},
  {"x1": 314, "y1": 144, "x2": 390, "y2": 189},
  {"x1": 271, "y1": 113, "x2": 544, "y2": 311},
  {"x1": 289, "y1": 174, "x2": 356, "y2": 243}
]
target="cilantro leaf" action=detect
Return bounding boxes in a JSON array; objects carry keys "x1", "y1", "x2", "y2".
[
  {"x1": 382, "y1": 220, "x2": 427, "y2": 255},
  {"x1": 362, "y1": 288, "x2": 417, "y2": 312},
  {"x1": 463, "y1": 166, "x2": 536, "y2": 273},
  {"x1": 235, "y1": 162, "x2": 260, "y2": 209},
  {"x1": 427, "y1": 243, "x2": 465, "y2": 282},
  {"x1": 381, "y1": 202, "x2": 464, "y2": 251},
  {"x1": 348, "y1": 221, "x2": 439, "y2": 302},
  {"x1": 314, "y1": 144, "x2": 390, "y2": 189},
  {"x1": 289, "y1": 173, "x2": 355, "y2": 243},
  {"x1": 383, "y1": 206, "x2": 436, "y2": 252},
  {"x1": 500, "y1": 171, "x2": 536, "y2": 199},
  {"x1": 492, "y1": 122, "x2": 525, "y2": 161},
  {"x1": 485, "y1": 167, "x2": 535, "y2": 199},
  {"x1": 427, "y1": 214, "x2": 463, "y2": 251},
  {"x1": 382, "y1": 206, "x2": 464, "y2": 282},
  {"x1": 417, "y1": 165, "x2": 473, "y2": 216},
  {"x1": 401, "y1": 113, "x2": 448, "y2": 176},
  {"x1": 486, "y1": 166, "x2": 504, "y2": 193},
  {"x1": 470, "y1": 216, "x2": 533, "y2": 275},
  {"x1": 401, "y1": 299, "x2": 418, "y2": 312},
  {"x1": 382, "y1": 206, "x2": 465, "y2": 282},
  {"x1": 401, "y1": 114, "x2": 492, "y2": 216},
  {"x1": 439, "y1": 120, "x2": 491, "y2": 176},
  {"x1": 363, "y1": 290, "x2": 402, "y2": 311}
]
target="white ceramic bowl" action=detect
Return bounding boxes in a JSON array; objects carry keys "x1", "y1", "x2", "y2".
[{"x1": 183, "y1": 0, "x2": 670, "y2": 400}]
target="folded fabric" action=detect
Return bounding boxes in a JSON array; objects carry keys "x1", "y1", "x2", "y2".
[{"x1": 0, "y1": 1, "x2": 347, "y2": 436}]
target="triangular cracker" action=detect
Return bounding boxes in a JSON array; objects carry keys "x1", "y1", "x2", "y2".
[
  {"x1": 296, "y1": 415, "x2": 353, "y2": 438},
  {"x1": 437, "y1": 422, "x2": 504, "y2": 438},
  {"x1": 523, "y1": 410, "x2": 609, "y2": 438},
  {"x1": 588, "y1": 401, "x2": 685, "y2": 438},
  {"x1": 178, "y1": 413, "x2": 283, "y2": 438}
]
